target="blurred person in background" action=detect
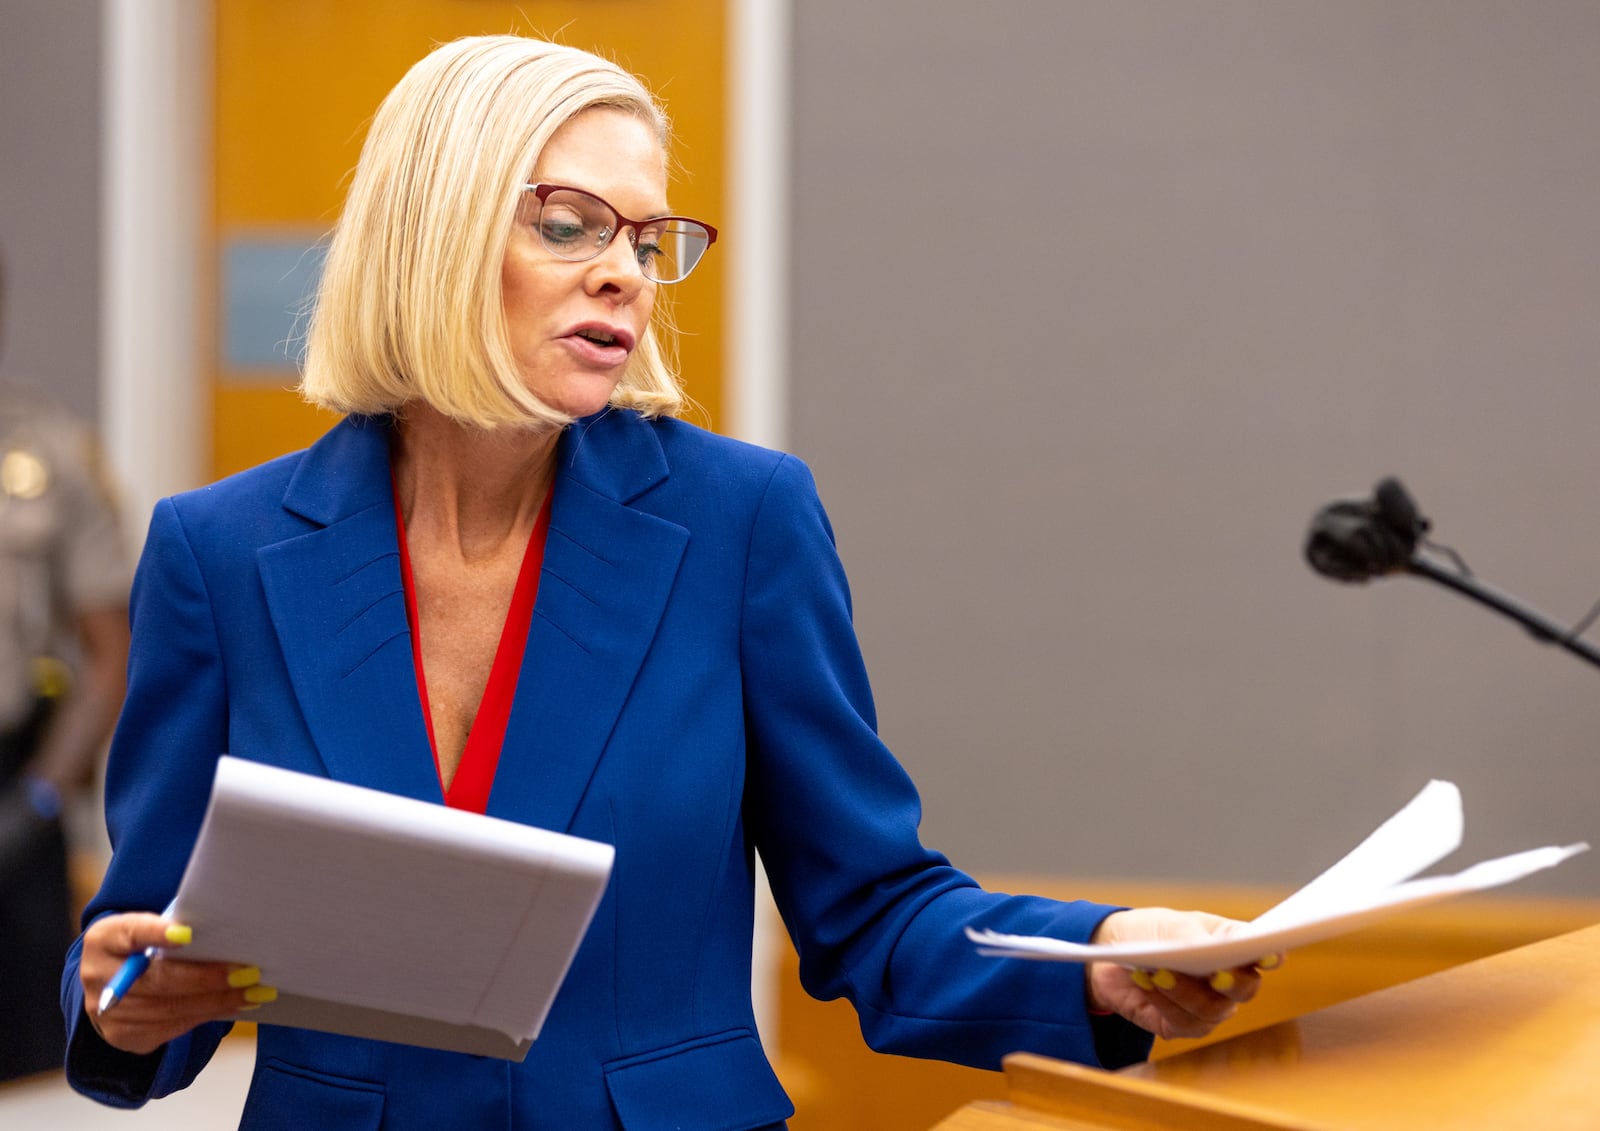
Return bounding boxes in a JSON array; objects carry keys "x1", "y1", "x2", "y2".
[{"x1": 0, "y1": 249, "x2": 132, "y2": 1082}]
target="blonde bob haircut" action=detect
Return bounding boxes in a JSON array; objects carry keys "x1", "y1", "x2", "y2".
[{"x1": 300, "y1": 35, "x2": 684, "y2": 429}]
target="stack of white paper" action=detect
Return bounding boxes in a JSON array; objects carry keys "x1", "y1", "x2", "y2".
[
  {"x1": 967, "y1": 780, "x2": 1588, "y2": 975},
  {"x1": 168, "y1": 756, "x2": 614, "y2": 1060}
]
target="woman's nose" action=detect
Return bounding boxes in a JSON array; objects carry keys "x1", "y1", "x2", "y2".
[{"x1": 586, "y1": 228, "x2": 650, "y2": 295}]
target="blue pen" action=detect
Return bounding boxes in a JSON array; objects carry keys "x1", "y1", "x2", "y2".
[
  {"x1": 98, "y1": 949, "x2": 153, "y2": 1014},
  {"x1": 98, "y1": 902, "x2": 181, "y2": 1015}
]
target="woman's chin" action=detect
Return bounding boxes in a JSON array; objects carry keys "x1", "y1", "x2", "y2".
[{"x1": 529, "y1": 376, "x2": 623, "y2": 420}]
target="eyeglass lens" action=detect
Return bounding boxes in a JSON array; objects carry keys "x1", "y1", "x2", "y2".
[{"x1": 535, "y1": 187, "x2": 710, "y2": 283}]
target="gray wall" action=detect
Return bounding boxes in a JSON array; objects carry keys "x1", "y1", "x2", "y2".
[
  {"x1": 791, "y1": 2, "x2": 1600, "y2": 896},
  {"x1": 0, "y1": 0, "x2": 103, "y2": 423}
]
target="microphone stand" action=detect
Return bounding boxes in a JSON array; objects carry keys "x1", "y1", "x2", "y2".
[
  {"x1": 1307, "y1": 477, "x2": 1600, "y2": 673},
  {"x1": 1403, "y1": 554, "x2": 1600, "y2": 672}
]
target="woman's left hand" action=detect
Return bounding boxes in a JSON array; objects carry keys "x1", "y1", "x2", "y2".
[{"x1": 1085, "y1": 907, "x2": 1274, "y2": 1040}]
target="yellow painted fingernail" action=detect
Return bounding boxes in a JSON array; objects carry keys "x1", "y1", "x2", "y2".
[
  {"x1": 237, "y1": 1003, "x2": 262, "y2": 1012},
  {"x1": 1258, "y1": 953, "x2": 1282, "y2": 970},
  {"x1": 1129, "y1": 969, "x2": 1155, "y2": 991},
  {"x1": 1210, "y1": 970, "x2": 1236, "y2": 992},
  {"x1": 1152, "y1": 969, "x2": 1178, "y2": 990},
  {"x1": 243, "y1": 985, "x2": 278, "y2": 1005},
  {"x1": 165, "y1": 924, "x2": 193, "y2": 945},
  {"x1": 227, "y1": 967, "x2": 262, "y2": 989}
]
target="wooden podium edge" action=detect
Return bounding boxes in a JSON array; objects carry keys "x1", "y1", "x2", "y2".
[{"x1": 997, "y1": 1052, "x2": 1322, "y2": 1131}]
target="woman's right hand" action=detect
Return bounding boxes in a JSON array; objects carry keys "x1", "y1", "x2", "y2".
[{"x1": 80, "y1": 912, "x2": 275, "y2": 1055}]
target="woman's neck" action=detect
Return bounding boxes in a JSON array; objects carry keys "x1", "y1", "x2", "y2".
[{"x1": 391, "y1": 404, "x2": 561, "y2": 563}]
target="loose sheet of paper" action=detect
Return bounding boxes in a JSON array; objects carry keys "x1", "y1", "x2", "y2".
[
  {"x1": 169, "y1": 757, "x2": 613, "y2": 1047},
  {"x1": 967, "y1": 780, "x2": 1588, "y2": 976}
]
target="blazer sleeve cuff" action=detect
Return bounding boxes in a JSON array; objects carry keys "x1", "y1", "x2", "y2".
[{"x1": 63, "y1": 1000, "x2": 166, "y2": 1109}]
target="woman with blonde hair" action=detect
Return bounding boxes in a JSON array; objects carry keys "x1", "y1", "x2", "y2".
[{"x1": 63, "y1": 35, "x2": 1263, "y2": 1129}]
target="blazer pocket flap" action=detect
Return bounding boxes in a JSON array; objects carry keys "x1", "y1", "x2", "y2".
[
  {"x1": 605, "y1": 1030, "x2": 794, "y2": 1131},
  {"x1": 241, "y1": 1059, "x2": 384, "y2": 1131}
]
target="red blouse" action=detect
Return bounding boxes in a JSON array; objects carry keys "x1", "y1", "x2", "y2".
[{"x1": 393, "y1": 486, "x2": 554, "y2": 814}]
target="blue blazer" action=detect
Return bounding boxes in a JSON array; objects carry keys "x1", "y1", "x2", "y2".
[{"x1": 62, "y1": 411, "x2": 1149, "y2": 1129}]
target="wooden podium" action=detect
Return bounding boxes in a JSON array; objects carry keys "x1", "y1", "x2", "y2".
[{"x1": 930, "y1": 922, "x2": 1600, "y2": 1130}]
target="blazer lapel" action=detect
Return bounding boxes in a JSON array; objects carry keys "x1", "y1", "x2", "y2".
[
  {"x1": 486, "y1": 412, "x2": 688, "y2": 832},
  {"x1": 254, "y1": 411, "x2": 689, "y2": 826},
  {"x1": 257, "y1": 417, "x2": 443, "y2": 803}
]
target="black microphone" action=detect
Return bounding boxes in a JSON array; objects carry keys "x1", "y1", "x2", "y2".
[
  {"x1": 1305, "y1": 476, "x2": 1429, "y2": 582},
  {"x1": 1305, "y1": 477, "x2": 1600, "y2": 671}
]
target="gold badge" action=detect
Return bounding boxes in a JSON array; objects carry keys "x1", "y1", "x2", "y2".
[{"x1": 0, "y1": 449, "x2": 49, "y2": 500}]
